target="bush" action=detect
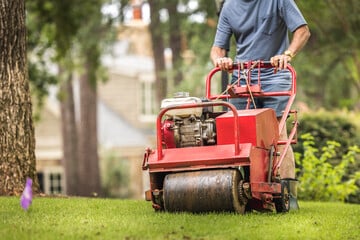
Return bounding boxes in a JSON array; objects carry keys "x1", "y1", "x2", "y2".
[
  {"x1": 100, "y1": 150, "x2": 130, "y2": 198},
  {"x1": 295, "y1": 133, "x2": 360, "y2": 202},
  {"x1": 292, "y1": 110, "x2": 360, "y2": 202},
  {"x1": 294, "y1": 110, "x2": 360, "y2": 160}
]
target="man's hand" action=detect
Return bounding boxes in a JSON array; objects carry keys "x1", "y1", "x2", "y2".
[
  {"x1": 215, "y1": 57, "x2": 233, "y2": 72},
  {"x1": 271, "y1": 24, "x2": 310, "y2": 72},
  {"x1": 270, "y1": 54, "x2": 292, "y2": 71},
  {"x1": 211, "y1": 46, "x2": 233, "y2": 72}
]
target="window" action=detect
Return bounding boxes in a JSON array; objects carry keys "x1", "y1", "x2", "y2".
[
  {"x1": 49, "y1": 173, "x2": 63, "y2": 194},
  {"x1": 139, "y1": 73, "x2": 157, "y2": 122},
  {"x1": 37, "y1": 167, "x2": 65, "y2": 195}
]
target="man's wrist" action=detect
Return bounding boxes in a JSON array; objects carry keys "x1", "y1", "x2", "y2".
[{"x1": 284, "y1": 50, "x2": 295, "y2": 58}]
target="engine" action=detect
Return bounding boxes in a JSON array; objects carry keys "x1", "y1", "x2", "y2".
[{"x1": 161, "y1": 93, "x2": 216, "y2": 148}]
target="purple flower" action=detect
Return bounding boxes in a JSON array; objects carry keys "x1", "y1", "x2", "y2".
[{"x1": 20, "y1": 177, "x2": 33, "y2": 211}]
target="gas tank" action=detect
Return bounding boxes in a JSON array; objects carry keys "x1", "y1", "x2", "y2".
[{"x1": 161, "y1": 92, "x2": 202, "y2": 118}]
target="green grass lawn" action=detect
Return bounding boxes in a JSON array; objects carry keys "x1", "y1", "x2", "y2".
[{"x1": 0, "y1": 197, "x2": 359, "y2": 240}]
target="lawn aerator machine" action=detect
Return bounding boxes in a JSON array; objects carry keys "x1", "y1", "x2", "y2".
[{"x1": 142, "y1": 61, "x2": 298, "y2": 213}]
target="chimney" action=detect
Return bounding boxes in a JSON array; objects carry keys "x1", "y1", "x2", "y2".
[{"x1": 131, "y1": 0, "x2": 142, "y2": 20}]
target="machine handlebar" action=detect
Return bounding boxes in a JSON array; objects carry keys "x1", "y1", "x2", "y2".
[
  {"x1": 205, "y1": 60, "x2": 297, "y2": 100},
  {"x1": 205, "y1": 60, "x2": 298, "y2": 173}
]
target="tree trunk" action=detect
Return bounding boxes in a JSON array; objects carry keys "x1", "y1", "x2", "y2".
[
  {"x1": 0, "y1": 0, "x2": 37, "y2": 195},
  {"x1": 166, "y1": 2, "x2": 184, "y2": 86},
  {"x1": 148, "y1": 0, "x2": 167, "y2": 103},
  {"x1": 77, "y1": 61, "x2": 101, "y2": 197},
  {"x1": 59, "y1": 68, "x2": 79, "y2": 195}
]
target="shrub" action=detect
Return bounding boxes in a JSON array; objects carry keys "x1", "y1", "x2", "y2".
[
  {"x1": 294, "y1": 110, "x2": 360, "y2": 160},
  {"x1": 295, "y1": 133, "x2": 360, "y2": 202},
  {"x1": 100, "y1": 150, "x2": 130, "y2": 198},
  {"x1": 292, "y1": 110, "x2": 360, "y2": 202}
]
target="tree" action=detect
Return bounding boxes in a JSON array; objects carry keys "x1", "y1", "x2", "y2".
[
  {"x1": 26, "y1": 0, "x2": 113, "y2": 196},
  {"x1": 59, "y1": 68, "x2": 79, "y2": 195},
  {"x1": 26, "y1": 0, "x2": 83, "y2": 196},
  {"x1": 76, "y1": 1, "x2": 107, "y2": 195},
  {"x1": 144, "y1": 0, "x2": 359, "y2": 110},
  {"x1": 146, "y1": 0, "x2": 218, "y2": 101},
  {"x1": 165, "y1": 1, "x2": 184, "y2": 86},
  {"x1": 0, "y1": 0, "x2": 37, "y2": 195},
  {"x1": 295, "y1": 0, "x2": 360, "y2": 109},
  {"x1": 148, "y1": 0, "x2": 168, "y2": 102}
]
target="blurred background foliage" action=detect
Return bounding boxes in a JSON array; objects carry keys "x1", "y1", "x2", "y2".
[
  {"x1": 26, "y1": 0, "x2": 360, "y2": 201},
  {"x1": 26, "y1": 0, "x2": 360, "y2": 110},
  {"x1": 100, "y1": 150, "x2": 130, "y2": 198}
]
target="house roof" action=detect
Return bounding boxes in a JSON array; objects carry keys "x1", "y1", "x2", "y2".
[{"x1": 98, "y1": 100, "x2": 148, "y2": 148}]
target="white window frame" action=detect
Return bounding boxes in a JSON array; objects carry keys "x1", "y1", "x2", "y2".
[
  {"x1": 138, "y1": 73, "x2": 157, "y2": 122},
  {"x1": 42, "y1": 167, "x2": 66, "y2": 195}
]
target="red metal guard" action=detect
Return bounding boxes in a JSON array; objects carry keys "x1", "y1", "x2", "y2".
[
  {"x1": 205, "y1": 61, "x2": 298, "y2": 174},
  {"x1": 155, "y1": 101, "x2": 241, "y2": 160}
]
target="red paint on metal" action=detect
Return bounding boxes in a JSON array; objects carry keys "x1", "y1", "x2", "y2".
[
  {"x1": 144, "y1": 61, "x2": 299, "y2": 212},
  {"x1": 161, "y1": 120, "x2": 176, "y2": 148},
  {"x1": 206, "y1": 61, "x2": 296, "y2": 101},
  {"x1": 251, "y1": 182, "x2": 281, "y2": 194},
  {"x1": 156, "y1": 101, "x2": 241, "y2": 160},
  {"x1": 249, "y1": 146, "x2": 270, "y2": 183},
  {"x1": 216, "y1": 108, "x2": 279, "y2": 149},
  {"x1": 147, "y1": 143, "x2": 252, "y2": 172}
]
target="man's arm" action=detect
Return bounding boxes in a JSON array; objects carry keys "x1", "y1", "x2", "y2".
[
  {"x1": 286, "y1": 24, "x2": 311, "y2": 57},
  {"x1": 271, "y1": 24, "x2": 311, "y2": 70}
]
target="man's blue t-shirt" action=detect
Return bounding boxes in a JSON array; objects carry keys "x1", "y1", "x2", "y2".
[{"x1": 213, "y1": 0, "x2": 307, "y2": 62}]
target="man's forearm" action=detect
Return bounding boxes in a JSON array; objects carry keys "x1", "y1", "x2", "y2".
[{"x1": 287, "y1": 25, "x2": 311, "y2": 56}]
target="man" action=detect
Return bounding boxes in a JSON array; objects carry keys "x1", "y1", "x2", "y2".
[{"x1": 211, "y1": 0, "x2": 310, "y2": 209}]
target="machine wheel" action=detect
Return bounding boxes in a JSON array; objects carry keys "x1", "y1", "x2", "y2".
[
  {"x1": 275, "y1": 180, "x2": 290, "y2": 213},
  {"x1": 163, "y1": 169, "x2": 246, "y2": 213}
]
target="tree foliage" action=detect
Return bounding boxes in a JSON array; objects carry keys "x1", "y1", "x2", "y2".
[
  {"x1": 145, "y1": 0, "x2": 360, "y2": 109},
  {"x1": 27, "y1": 0, "x2": 360, "y2": 110},
  {"x1": 25, "y1": 0, "x2": 360, "y2": 197},
  {"x1": 294, "y1": 0, "x2": 360, "y2": 109},
  {"x1": 26, "y1": 0, "x2": 116, "y2": 196},
  {"x1": 143, "y1": 0, "x2": 219, "y2": 99}
]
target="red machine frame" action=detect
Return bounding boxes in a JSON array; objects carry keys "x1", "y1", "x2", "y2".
[
  {"x1": 205, "y1": 61, "x2": 298, "y2": 174},
  {"x1": 142, "y1": 61, "x2": 298, "y2": 212}
]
